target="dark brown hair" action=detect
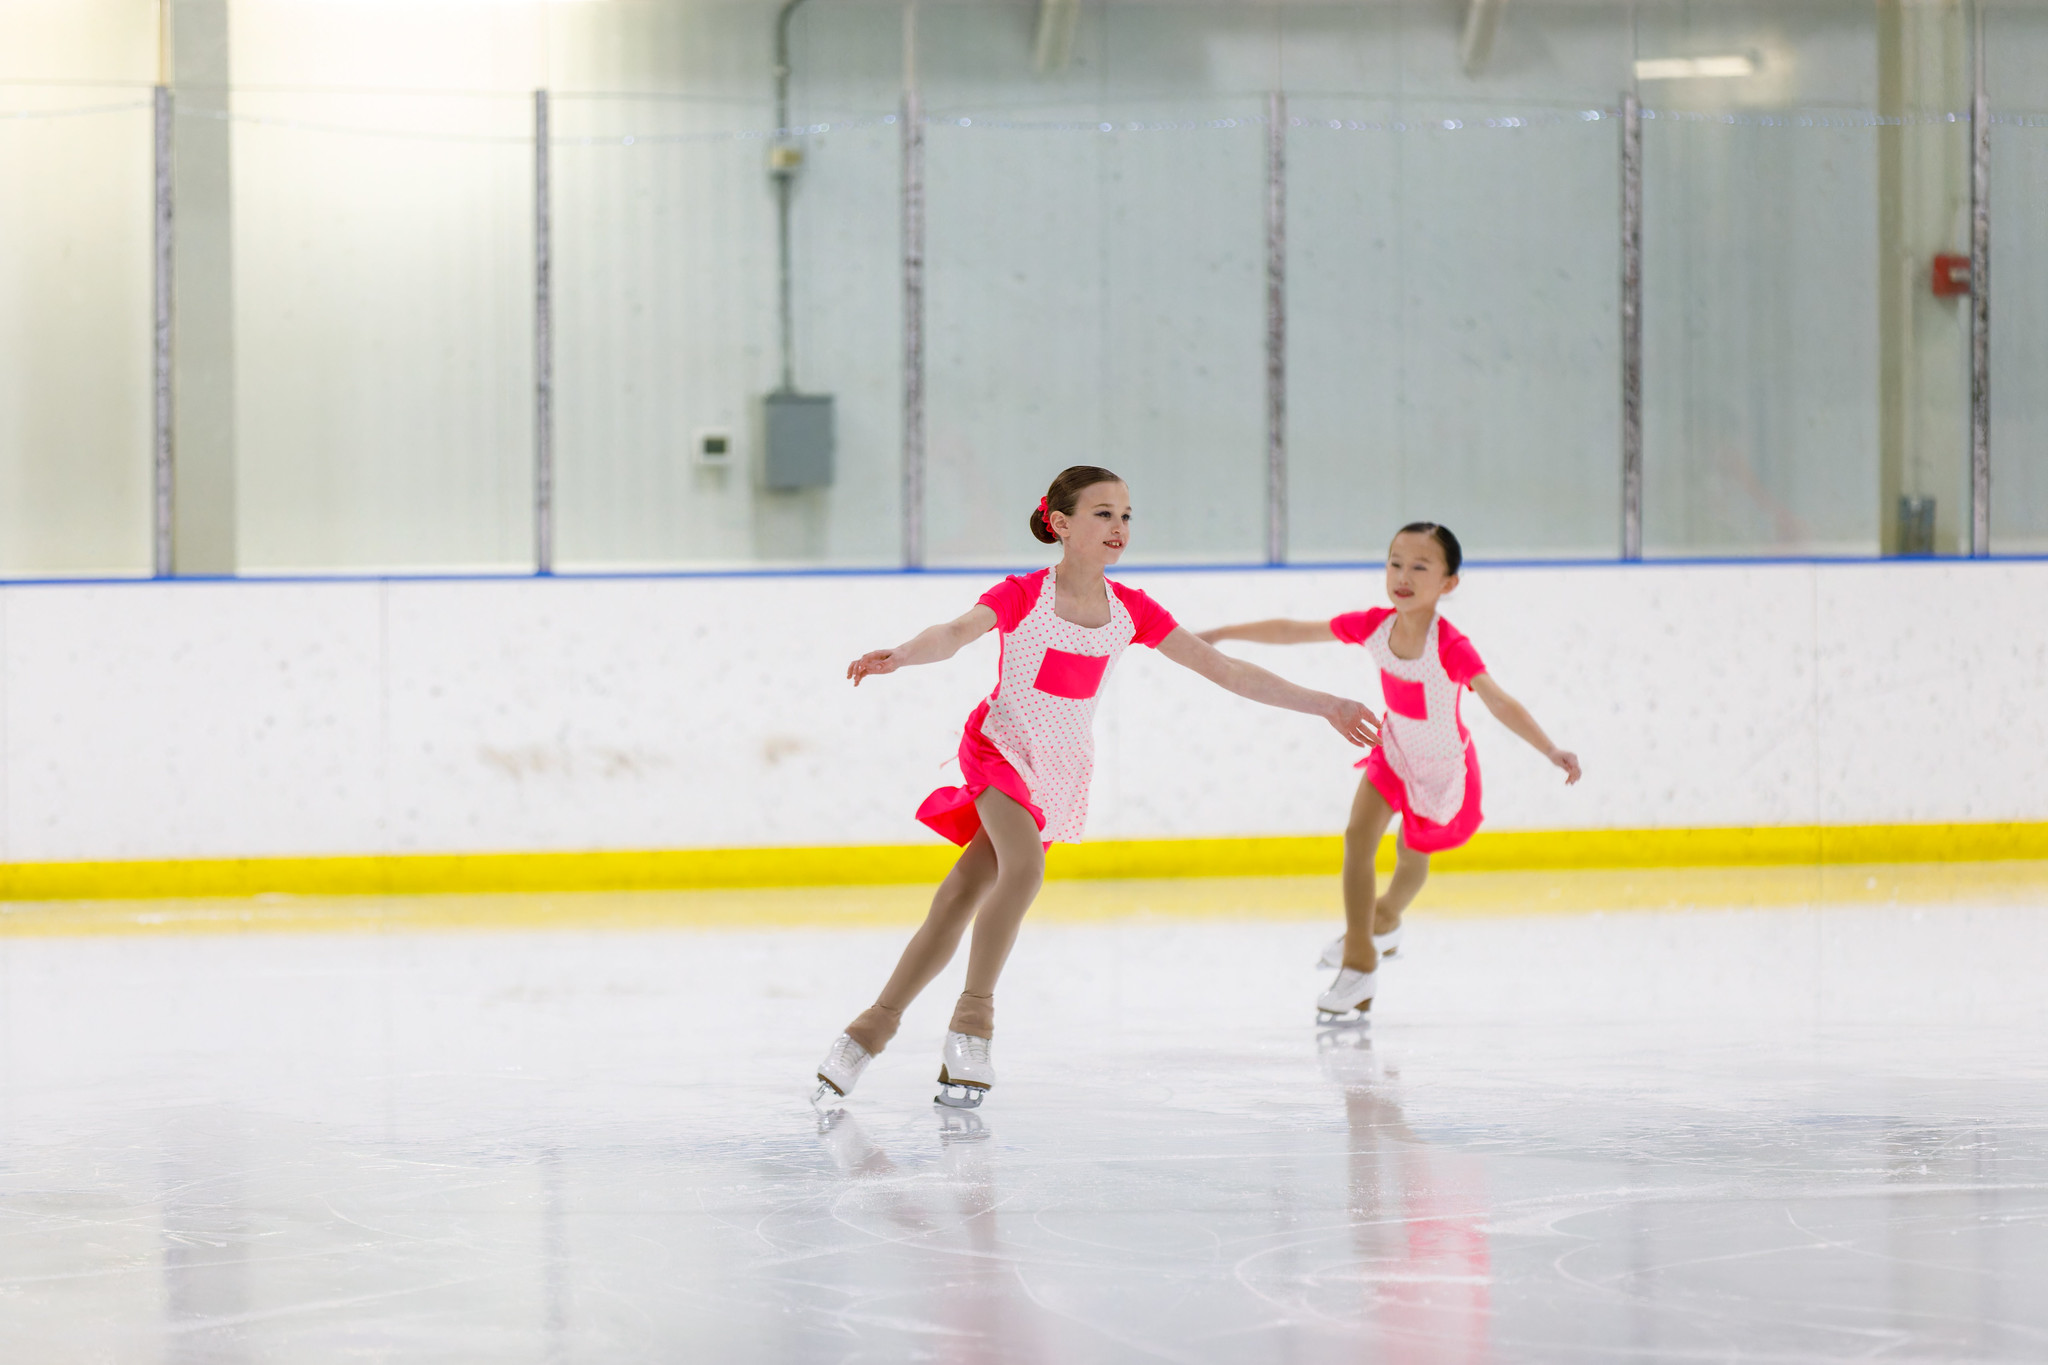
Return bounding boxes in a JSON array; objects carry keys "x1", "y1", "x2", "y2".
[
  {"x1": 1396, "y1": 521, "x2": 1463, "y2": 575},
  {"x1": 1030, "y1": 465, "x2": 1125, "y2": 544}
]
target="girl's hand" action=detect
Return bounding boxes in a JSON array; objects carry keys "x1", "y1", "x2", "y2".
[
  {"x1": 1549, "y1": 749, "x2": 1582, "y2": 785},
  {"x1": 847, "y1": 650, "x2": 900, "y2": 686},
  {"x1": 1326, "y1": 699, "x2": 1381, "y2": 748}
]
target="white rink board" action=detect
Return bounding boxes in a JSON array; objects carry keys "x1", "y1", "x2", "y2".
[{"x1": 1, "y1": 560, "x2": 2043, "y2": 862}]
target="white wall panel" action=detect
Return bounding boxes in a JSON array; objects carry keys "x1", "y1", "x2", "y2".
[
  {"x1": 1096, "y1": 563, "x2": 1828, "y2": 838},
  {"x1": 0, "y1": 562, "x2": 2039, "y2": 864},
  {"x1": 1, "y1": 582, "x2": 386, "y2": 861},
  {"x1": 1814, "y1": 562, "x2": 2048, "y2": 826},
  {"x1": 381, "y1": 574, "x2": 1000, "y2": 851}
]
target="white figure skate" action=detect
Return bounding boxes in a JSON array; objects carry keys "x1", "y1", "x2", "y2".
[
  {"x1": 1316, "y1": 925, "x2": 1404, "y2": 969},
  {"x1": 934, "y1": 1031, "x2": 994, "y2": 1108},
  {"x1": 1315, "y1": 967, "x2": 1378, "y2": 1026},
  {"x1": 813, "y1": 1033, "x2": 872, "y2": 1105}
]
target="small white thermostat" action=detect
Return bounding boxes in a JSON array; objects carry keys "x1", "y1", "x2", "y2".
[{"x1": 694, "y1": 428, "x2": 735, "y2": 468}]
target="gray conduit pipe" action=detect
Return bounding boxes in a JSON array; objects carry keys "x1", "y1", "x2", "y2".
[{"x1": 773, "y1": 0, "x2": 814, "y2": 394}]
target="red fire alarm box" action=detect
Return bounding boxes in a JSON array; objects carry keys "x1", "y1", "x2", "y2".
[{"x1": 1932, "y1": 252, "x2": 1972, "y2": 298}]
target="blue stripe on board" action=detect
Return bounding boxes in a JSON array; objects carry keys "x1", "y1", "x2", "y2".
[{"x1": 0, "y1": 553, "x2": 2045, "y2": 590}]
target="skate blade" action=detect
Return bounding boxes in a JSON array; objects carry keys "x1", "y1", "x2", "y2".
[
  {"x1": 812, "y1": 1076, "x2": 847, "y2": 1107},
  {"x1": 1315, "y1": 1008, "x2": 1373, "y2": 1027},
  {"x1": 934, "y1": 1067, "x2": 991, "y2": 1107}
]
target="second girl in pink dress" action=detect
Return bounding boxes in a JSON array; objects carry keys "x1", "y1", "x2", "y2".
[
  {"x1": 813, "y1": 465, "x2": 1379, "y2": 1108},
  {"x1": 1202, "y1": 522, "x2": 1582, "y2": 1026}
]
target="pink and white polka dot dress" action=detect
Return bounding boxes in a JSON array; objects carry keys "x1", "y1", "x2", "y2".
[
  {"x1": 917, "y1": 567, "x2": 1177, "y2": 847},
  {"x1": 1331, "y1": 607, "x2": 1488, "y2": 853}
]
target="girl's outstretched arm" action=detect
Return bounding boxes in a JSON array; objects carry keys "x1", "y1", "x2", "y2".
[
  {"x1": 1155, "y1": 628, "x2": 1379, "y2": 747},
  {"x1": 848, "y1": 604, "x2": 999, "y2": 686},
  {"x1": 1470, "y1": 673, "x2": 1581, "y2": 784},
  {"x1": 1196, "y1": 619, "x2": 1337, "y2": 646}
]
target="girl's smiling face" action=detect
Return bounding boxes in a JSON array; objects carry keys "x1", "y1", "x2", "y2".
[
  {"x1": 1057, "y1": 481, "x2": 1132, "y2": 566},
  {"x1": 1385, "y1": 530, "x2": 1458, "y2": 613}
]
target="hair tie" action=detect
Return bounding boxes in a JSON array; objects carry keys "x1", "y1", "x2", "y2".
[{"x1": 1037, "y1": 496, "x2": 1052, "y2": 528}]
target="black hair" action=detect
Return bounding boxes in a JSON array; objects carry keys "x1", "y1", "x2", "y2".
[
  {"x1": 1396, "y1": 521, "x2": 1463, "y2": 575},
  {"x1": 1030, "y1": 465, "x2": 1125, "y2": 544}
]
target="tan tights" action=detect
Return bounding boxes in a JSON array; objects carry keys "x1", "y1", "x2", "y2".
[
  {"x1": 1340, "y1": 776, "x2": 1431, "y2": 975},
  {"x1": 843, "y1": 788, "x2": 1046, "y2": 1054}
]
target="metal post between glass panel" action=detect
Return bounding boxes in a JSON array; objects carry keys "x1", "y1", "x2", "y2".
[
  {"x1": 1970, "y1": 0, "x2": 1991, "y2": 559},
  {"x1": 1620, "y1": 89, "x2": 1644, "y2": 563},
  {"x1": 1265, "y1": 90, "x2": 1287, "y2": 568},
  {"x1": 534, "y1": 89, "x2": 554, "y2": 576},
  {"x1": 901, "y1": 2, "x2": 926, "y2": 571},
  {"x1": 154, "y1": 85, "x2": 174, "y2": 579}
]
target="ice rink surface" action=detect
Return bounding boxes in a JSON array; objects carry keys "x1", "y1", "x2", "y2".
[{"x1": 2, "y1": 868, "x2": 2046, "y2": 1363}]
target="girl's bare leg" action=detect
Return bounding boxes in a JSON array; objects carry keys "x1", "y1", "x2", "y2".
[
  {"x1": 1373, "y1": 831, "x2": 1431, "y2": 937},
  {"x1": 843, "y1": 830, "x2": 1000, "y2": 1054},
  {"x1": 1340, "y1": 776, "x2": 1398, "y2": 974},
  {"x1": 950, "y1": 788, "x2": 1047, "y2": 1039}
]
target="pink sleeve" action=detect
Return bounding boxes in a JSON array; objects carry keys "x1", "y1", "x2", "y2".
[
  {"x1": 1110, "y1": 582, "x2": 1179, "y2": 649},
  {"x1": 1437, "y1": 621, "x2": 1486, "y2": 686},
  {"x1": 977, "y1": 571, "x2": 1043, "y2": 634},
  {"x1": 1330, "y1": 608, "x2": 1393, "y2": 645}
]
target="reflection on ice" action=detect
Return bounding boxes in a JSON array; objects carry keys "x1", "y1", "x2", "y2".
[
  {"x1": 810, "y1": 1105, "x2": 1022, "y2": 1358},
  {"x1": 1, "y1": 886, "x2": 2046, "y2": 1361}
]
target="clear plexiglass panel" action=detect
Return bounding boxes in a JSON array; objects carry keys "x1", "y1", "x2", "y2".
[
  {"x1": 920, "y1": 1, "x2": 1270, "y2": 567},
  {"x1": 19, "y1": 0, "x2": 2048, "y2": 576},
  {"x1": 550, "y1": 101, "x2": 903, "y2": 570},
  {"x1": 1989, "y1": 6, "x2": 2048, "y2": 554},
  {"x1": 1638, "y1": 1, "x2": 1889, "y2": 558},
  {"x1": 549, "y1": 0, "x2": 903, "y2": 570},
  {"x1": 1285, "y1": 0, "x2": 1629, "y2": 564},
  {"x1": 0, "y1": 91, "x2": 154, "y2": 577},
  {"x1": 229, "y1": 91, "x2": 535, "y2": 573},
  {"x1": 1640, "y1": 113, "x2": 1882, "y2": 557},
  {"x1": 1287, "y1": 101, "x2": 1622, "y2": 563}
]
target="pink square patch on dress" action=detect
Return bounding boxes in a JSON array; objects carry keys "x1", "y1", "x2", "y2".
[
  {"x1": 1033, "y1": 648, "x2": 1110, "y2": 700},
  {"x1": 1380, "y1": 669, "x2": 1428, "y2": 720}
]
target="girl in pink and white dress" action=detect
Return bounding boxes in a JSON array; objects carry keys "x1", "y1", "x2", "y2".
[
  {"x1": 814, "y1": 466, "x2": 1379, "y2": 1107},
  {"x1": 1201, "y1": 523, "x2": 1581, "y2": 1024}
]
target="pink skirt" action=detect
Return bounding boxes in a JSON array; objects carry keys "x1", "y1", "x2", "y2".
[
  {"x1": 1360, "y1": 742, "x2": 1483, "y2": 854},
  {"x1": 916, "y1": 702, "x2": 1052, "y2": 849}
]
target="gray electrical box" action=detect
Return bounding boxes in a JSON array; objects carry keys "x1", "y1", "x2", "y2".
[{"x1": 763, "y1": 392, "x2": 835, "y2": 490}]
